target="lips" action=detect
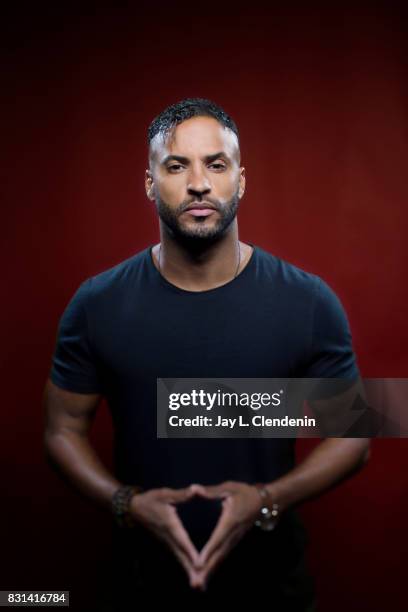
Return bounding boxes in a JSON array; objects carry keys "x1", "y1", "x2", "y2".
[
  {"x1": 185, "y1": 208, "x2": 215, "y2": 217},
  {"x1": 183, "y1": 203, "x2": 218, "y2": 217}
]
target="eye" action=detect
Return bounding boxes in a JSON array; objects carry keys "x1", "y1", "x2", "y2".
[
  {"x1": 167, "y1": 164, "x2": 184, "y2": 173},
  {"x1": 209, "y1": 163, "x2": 227, "y2": 171}
]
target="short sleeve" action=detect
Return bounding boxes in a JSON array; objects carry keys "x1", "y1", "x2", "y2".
[
  {"x1": 49, "y1": 278, "x2": 103, "y2": 394},
  {"x1": 304, "y1": 277, "x2": 360, "y2": 379}
]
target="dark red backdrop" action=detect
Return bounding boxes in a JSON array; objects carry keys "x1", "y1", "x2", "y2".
[{"x1": 2, "y1": 3, "x2": 407, "y2": 611}]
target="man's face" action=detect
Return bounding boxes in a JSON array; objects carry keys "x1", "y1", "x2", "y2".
[{"x1": 145, "y1": 116, "x2": 245, "y2": 244}]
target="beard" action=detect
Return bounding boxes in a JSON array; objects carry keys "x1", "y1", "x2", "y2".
[{"x1": 155, "y1": 188, "x2": 240, "y2": 249}]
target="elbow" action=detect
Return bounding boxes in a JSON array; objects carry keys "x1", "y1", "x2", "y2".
[
  {"x1": 358, "y1": 440, "x2": 371, "y2": 468},
  {"x1": 43, "y1": 430, "x2": 55, "y2": 466},
  {"x1": 43, "y1": 427, "x2": 53, "y2": 453},
  {"x1": 345, "y1": 440, "x2": 370, "y2": 481},
  {"x1": 43, "y1": 429, "x2": 60, "y2": 468}
]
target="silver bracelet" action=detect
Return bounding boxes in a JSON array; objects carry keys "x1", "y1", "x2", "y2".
[{"x1": 254, "y1": 484, "x2": 280, "y2": 531}]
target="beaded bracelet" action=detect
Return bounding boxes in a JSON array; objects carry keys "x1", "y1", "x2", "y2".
[{"x1": 111, "y1": 485, "x2": 143, "y2": 528}]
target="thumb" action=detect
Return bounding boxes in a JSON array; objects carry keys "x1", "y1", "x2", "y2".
[
  {"x1": 168, "y1": 486, "x2": 196, "y2": 504},
  {"x1": 194, "y1": 484, "x2": 229, "y2": 500}
]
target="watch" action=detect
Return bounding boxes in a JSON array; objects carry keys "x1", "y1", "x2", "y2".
[{"x1": 253, "y1": 483, "x2": 280, "y2": 531}]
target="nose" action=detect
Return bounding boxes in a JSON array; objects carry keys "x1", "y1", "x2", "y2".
[{"x1": 187, "y1": 167, "x2": 211, "y2": 198}]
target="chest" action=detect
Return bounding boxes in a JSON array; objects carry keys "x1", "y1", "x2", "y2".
[{"x1": 93, "y1": 289, "x2": 313, "y2": 387}]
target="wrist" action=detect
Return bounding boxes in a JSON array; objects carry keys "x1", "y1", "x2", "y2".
[
  {"x1": 253, "y1": 483, "x2": 280, "y2": 531},
  {"x1": 111, "y1": 484, "x2": 143, "y2": 528}
]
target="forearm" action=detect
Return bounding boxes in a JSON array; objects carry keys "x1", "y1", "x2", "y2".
[
  {"x1": 265, "y1": 438, "x2": 370, "y2": 512},
  {"x1": 44, "y1": 429, "x2": 122, "y2": 511}
]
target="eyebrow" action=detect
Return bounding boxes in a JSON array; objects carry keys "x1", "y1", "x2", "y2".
[{"x1": 161, "y1": 151, "x2": 230, "y2": 165}]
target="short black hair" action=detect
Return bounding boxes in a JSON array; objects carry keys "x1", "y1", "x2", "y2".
[{"x1": 147, "y1": 97, "x2": 239, "y2": 146}]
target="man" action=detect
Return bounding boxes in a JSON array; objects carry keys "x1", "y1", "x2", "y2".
[{"x1": 43, "y1": 98, "x2": 370, "y2": 610}]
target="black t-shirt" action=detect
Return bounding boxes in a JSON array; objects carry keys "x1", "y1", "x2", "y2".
[{"x1": 49, "y1": 243, "x2": 358, "y2": 542}]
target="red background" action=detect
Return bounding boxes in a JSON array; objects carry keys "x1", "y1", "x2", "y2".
[{"x1": 2, "y1": 3, "x2": 407, "y2": 610}]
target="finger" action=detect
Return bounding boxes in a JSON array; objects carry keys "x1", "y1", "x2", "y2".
[
  {"x1": 159, "y1": 517, "x2": 203, "y2": 587},
  {"x1": 162, "y1": 532, "x2": 202, "y2": 588},
  {"x1": 189, "y1": 483, "x2": 207, "y2": 496},
  {"x1": 171, "y1": 542, "x2": 202, "y2": 586},
  {"x1": 194, "y1": 483, "x2": 230, "y2": 500},
  {"x1": 166, "y1": 486, "x2": 197, "y2": 504},
  {"x1": 199, "y1": 528, "x2": 243, "y2": 590},
  {"x1": 197, "y1": 501, "x2": 233, "y2": 566},
  {"x1": 166, "y1": 509, "x2": 201, "y2": 567}
]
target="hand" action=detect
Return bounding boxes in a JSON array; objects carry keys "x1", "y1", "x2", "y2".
[
  {"x1": 129, "y1": 486, "x2": 202, "y2": 587},
  {"x1": 190, "y1": 481, "x2": 263, "y2": 590}
]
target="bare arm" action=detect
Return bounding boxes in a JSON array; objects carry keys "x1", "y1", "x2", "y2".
[
  {"x1": 266, "y1": 379, "x2": 371, "y2": 509},
  {"x1": 264, "y1": 436, "x2": 370, "y2": 511},
  {"x1": 42, "y1": 377, "x2": 202, "y2": 586},
  {"x1": 43, "y1": 378, "x2": 122, "y2": 510},
  {"x1": 193, "y1": 383, "x2": 371, "y2": 589},
  {"x1": 191, "y1": 437, "x2": 370, "y2": 590}
]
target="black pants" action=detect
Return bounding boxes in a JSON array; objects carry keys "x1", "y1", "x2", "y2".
[{"x1": 95, "y1": 512, "x2": 317, "y2": 611}]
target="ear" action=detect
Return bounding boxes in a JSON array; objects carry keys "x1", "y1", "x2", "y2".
[
  {"x1": 238, "y1": 166, "x2": 246, "y2": 199},
  {"x1": 145, "y1": 169, "x2": 155, "y2": 201}
]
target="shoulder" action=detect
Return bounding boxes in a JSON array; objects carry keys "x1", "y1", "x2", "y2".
[
  {"x1": 80, "y1": 248, "x2": 149, "y2": 301},
  {"x1": 254, "y1": 245, "x2": 321, "y2": 297},
  {"x1": 253, "y1": 245, "x2": 350, "y2": 321}
]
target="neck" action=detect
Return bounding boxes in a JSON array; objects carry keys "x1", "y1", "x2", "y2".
[{"x1": 154, "y1": 222, "x2": 249, "y2": 292}]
